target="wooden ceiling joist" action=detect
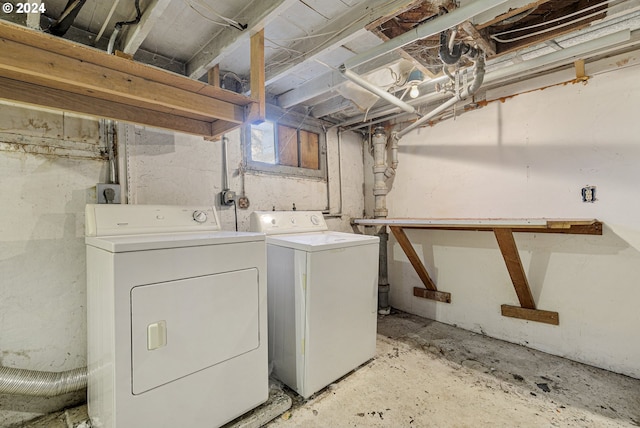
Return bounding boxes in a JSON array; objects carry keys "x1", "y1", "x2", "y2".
[{"x1": 0, "y1": 21, "x2": 259, "y2": 138}]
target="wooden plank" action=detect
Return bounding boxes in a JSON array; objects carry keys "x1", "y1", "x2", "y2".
[
  {"x1": 493, "y1": 228, "x2": 536, "y2": 309},
  {"x1": 501, "y1": 304, "x2": 559, "y2": 325},
  {"x1": 122, "y1": 0, "x2": 173, "y2": 55},
  {"x1": 0, "y1": 20, "x2": 254, "y2": 107},
  {"x1": 0, "y1": 36, "x2": 244, "y2": 124},
  {"x1": 277, "y1": 124, "x2": 299, "y2": 167},
  {"x1": 414, "y1": 287, "x2": 451, "y2": 303},
  {"x1": 299, "y1": 130, "x2": 319, "y2": 170},
  {"x1": 0, "y1": 76, "x2": 214, "y2": 137},
  {"x1": 352, "y1": 218, "x2": 603, "y2": 235},
  {"x1": 389, "y1": 226, "x2": 438, "y2": 291},
  {"x1": 247, "y1": 29, "x2": 266, "y2": 124}
]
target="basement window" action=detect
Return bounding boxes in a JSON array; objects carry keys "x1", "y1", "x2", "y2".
[{"x1": 244, "y1": 114, "x2": 326, "y2": 179}]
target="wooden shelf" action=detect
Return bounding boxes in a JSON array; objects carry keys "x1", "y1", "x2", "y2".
[
  {"x1": 0, "y1": 21, "x2": 262, "y2": 139},
  {"x1": 353, "y1": 218, "x2": 603, "y2": 325}
]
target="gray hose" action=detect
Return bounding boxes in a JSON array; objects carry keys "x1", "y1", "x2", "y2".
[{"x1": 0, "y1": 365, "x2": 87, "y2": 397}]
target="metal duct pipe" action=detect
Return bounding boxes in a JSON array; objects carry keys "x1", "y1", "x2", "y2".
[
  {"x1": 0, "y1": 366, "x2": 87, "y2": 397},
  {"x1": 341, "y1": 67, "x2": 417, "y2": 115},
  {"x1": 395, "y1": 55, "x2": 486, "y2": 140}
]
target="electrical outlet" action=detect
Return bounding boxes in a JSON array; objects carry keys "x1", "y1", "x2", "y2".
[
  {"x1": 221, "y1": 189, "x2": 236, "y2": 206},
  {"x1": 237, "y1": 196, "x2": 250, "y2": 209},
  {"x1": 581, "y1": 185, "x2": 596, "y2": 203},
  {"x1": 97, "y1": 183, "x2": 121, "y2": 204}
]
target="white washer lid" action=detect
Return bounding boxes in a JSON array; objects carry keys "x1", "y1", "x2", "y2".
[
  {"x1": 86, "y1": 230, "x2": 264, "y2": 253},
  {"x1": 266, "y1": 231, "x2": 378, "y2": 252}
]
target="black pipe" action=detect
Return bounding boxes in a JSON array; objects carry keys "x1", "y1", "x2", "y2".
[
  {"x1": 48, "y1": 0, "x2": 87, "y2": 36},
  {"x1": 439, "y1": 31, "x2": 479, "y2": 65}
]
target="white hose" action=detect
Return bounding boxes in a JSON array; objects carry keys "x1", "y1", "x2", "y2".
[{"x1": 0, "y1": 365, "x2": 87, "y2": 397}]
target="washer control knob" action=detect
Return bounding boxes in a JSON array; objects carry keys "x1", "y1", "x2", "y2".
[
  {"x1": 192, "y1": 210, "x2": 208, "y2": 223},
  {"x1": 310, "y1": 215, "x2": 321, "y2": 225}
]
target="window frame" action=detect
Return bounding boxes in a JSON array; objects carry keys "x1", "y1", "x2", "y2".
[{"x1": 243, "y1": 106, "x2": 327, "y2": 180}]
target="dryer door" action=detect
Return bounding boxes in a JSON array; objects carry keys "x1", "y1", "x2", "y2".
[{"x1": 130, "y1": 268, "x2": 260, "y2": 394}]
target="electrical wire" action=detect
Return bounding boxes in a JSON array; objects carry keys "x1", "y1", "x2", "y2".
[
  {"x1": 181, "y1": 0, "x2": 246, "y2": 30},
  {"x1": 232, "y1": 200, "x2": 238, "y2": 231},
  {"x1": 115, "y1": 0, "x2": 141, "y2": 28},
  {"x1": 491, "y1": 0, "x2": 616, "y2": 43}
]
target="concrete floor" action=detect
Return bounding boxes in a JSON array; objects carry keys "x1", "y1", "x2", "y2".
[
  {"x1": 18, "y1": 310, "x2": 640, "y2": 427},
  {"x1": 267, "y1": 310, "x2": 640, "y2": 427}
]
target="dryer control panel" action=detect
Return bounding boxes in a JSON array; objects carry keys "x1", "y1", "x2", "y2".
[
  {"x1": 86, "y1": 204, "x2": 220, "y2": 236},
  {"x1": 250, "y1": 211, "x2": 328, "y2": 235}
]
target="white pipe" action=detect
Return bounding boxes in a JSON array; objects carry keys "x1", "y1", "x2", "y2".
[
  {"x1": 96, "y1": 0, "x2": 122, "y2": 44},
  {"x1": 344, "y1": 28, "x2": 634, "y2": 132},
  {"x1": 0, "y1": 366, "x2": 86, "y2": 397},
  {"x1": 343, "y1": 0, "x2": 510, "y2": 69},
  {"x1": 372, "y1": 127, "x2": 389, "y2": 218},
  {"x1": 395, "y1": 55, "x2": 485, "y2": 140},
  {"x1": 107, "y1": 25, "x2": 121, "y2": 54},
  {"x1": 341, "y1": 68, "x2": 416, "y2": 115}
]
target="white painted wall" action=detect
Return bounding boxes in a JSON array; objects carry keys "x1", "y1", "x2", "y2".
[
  {"x1": 0, "y1": 103, "x2": 104, "y2": 425},
  {"x1": 123, "y1": 125, "x2": 365, "y2": 232},
  {"x1": 384, "y1": 62, "x2": 640, "y2": 378},
  {"x1": 0, "y1": 104, "x2": 365, "y2": 424}
]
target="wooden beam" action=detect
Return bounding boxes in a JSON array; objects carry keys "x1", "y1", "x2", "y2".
[
  {"x1": 187, "y1": 0, "x2": 299, "y2": 79},
  {"x1": 122, "y1": 0, "x2": 173, "y2": 55},
  {"x1": 413, "y1": 287, "x2": 451, "y2": 303},
  {"x1": 460, "y1": 21, "x2": 496, "y2": 56},
  {"x1": 0, "y1": 35, "x2": 244, "y2": 124},
  {"x1": 501, "y1": 305, "x2": 559, "y2": 325},
  {"x1": 389, "y1": 226, "x2": 438, "y2": 291},
  {"x1": 208, "y1": 65, "x2": 220, "y2": 88},
  {"x1": 0, "y1": 76, "x2": 213, "y2": 137},
  {"x1": 247, "y1": 29, "x2": 266, "y2": 124},
  {"x1": 263, "y1": 0, "x2": 418, "y2": 86},
  {"x1": 493, "y1": 228, "x2": 536, "y2": 309}
]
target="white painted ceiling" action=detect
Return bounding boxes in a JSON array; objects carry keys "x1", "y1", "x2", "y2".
[{"x1": 4, "y1": 0, "x2": 640, "y2": 128}]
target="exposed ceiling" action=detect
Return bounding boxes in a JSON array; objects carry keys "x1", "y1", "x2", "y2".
[{"x1": 3, "y1": 0, "x2": 640, "y2": 130}]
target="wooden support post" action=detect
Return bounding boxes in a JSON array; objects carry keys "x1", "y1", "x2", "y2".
[
  {"x1": 247, "y1": 29, "x2": 266, "y2": 124},
  {"x1": 390, "y1": 226, "x2": 451, "y2": 303},
  {"x1": 493, "y1": 228, "x2": 536, "y2": 309},
  {"x1": 575, "y1": 59, "x2": 589, "y2": 83},
  {"x1": 208, "y1": 64, "x2": 220, "y2": 88},
  {"x1": 494, "y1": 228, "x2": 559, "y2": 325},
  {"x1": 390, "y1": 226, "x2": 437, "y2": 291}
]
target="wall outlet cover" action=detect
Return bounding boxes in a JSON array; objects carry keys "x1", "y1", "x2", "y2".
[{"x1": 97, "y1": 183, "x2": 121, "y2": 204}]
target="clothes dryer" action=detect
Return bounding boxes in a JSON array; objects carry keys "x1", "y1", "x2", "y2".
[{"x1": 85, "y1": 204, "x2": 267, "y2": 427}]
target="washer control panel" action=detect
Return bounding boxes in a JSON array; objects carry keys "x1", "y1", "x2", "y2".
[
  {"x1": 250, "y1": 211, "x2": 328, "y2": 235},
  {"x1": 86, "y1": 204, "x2": 220, "y2": 236}
]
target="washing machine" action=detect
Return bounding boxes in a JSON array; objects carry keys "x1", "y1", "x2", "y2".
[
  {"x1": 250, "y1": 211, "x2": 379, "y2": 398},
  {"x1": 85, "y1": 204, "x2": 267, "y2": 428}
]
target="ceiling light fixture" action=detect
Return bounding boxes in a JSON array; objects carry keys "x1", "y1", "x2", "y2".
[{"x1": 407, "y1": 69, "x2": 424, "y2": 99}]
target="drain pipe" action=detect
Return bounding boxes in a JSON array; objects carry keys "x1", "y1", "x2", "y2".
[
  {"x1": 341, "y1": 67, "x2": 417, "y2": 115},
  {"x1": 395, "y1": 54, "x2": 485, "y2": 140},
  {"x1": 372, "y1": 126, "x2": 395, "y2": 314},
  {"x1": 0, "y1": 366, "x2": 87, "y2": 397}
]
